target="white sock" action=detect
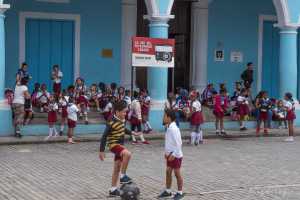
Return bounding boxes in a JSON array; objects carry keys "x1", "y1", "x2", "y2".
[
  {"x1": 60, "y1": 125, "x2": 64, "y2": 132},
  {"x1": 143, "y1": 123, "x2": 148, "y2": 131},
  {"x1": 221, "y1": 129, "x2": 225, "y2": 132},
  {"x1": 120, "y1": 174, "x2": 125, "y2": 178},
  {"x1": 110, "y1": 187, "x2": 118, "y2": 192},
  {"x1": 191, "y1": 132, "x2": 196, "y2": 144},
  {"x1": 140, "y1": 134, "x2": 146, "y2": 142},
  {"x1": 53, "y1": 127, "x2": 58, "y2": 136},
  {"x1": 177, "y1": 191, "x2": 183, "y2": 195},
  {"x1": 49, "y1": 127, "x2": 53, "y2": 137},
  {"x1": 84, "y1": 113, "x2": 88, "y2": 121},
  {"x1": 197, "y1": 131, "x2": 203, "y2": 142},
  {"x1": 131, "y1": 135, "x2": 137, "y2": 142},
  {"x1": 146, "y1": 121, "x2": 152, "y2": 129},
  {"x1": 166, "y1": 189, "x2": 172, "y2": 193},
  {"x1": 216, "y1": 129, "x2": 220, "y2": 133}
]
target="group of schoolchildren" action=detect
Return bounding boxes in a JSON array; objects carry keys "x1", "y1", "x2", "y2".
[
  {"x1": 7, "y1": 65, "x2": 154, "y2": 144},
  {"x1": 166, "y1": 80, "x2": 296, "y2": 145}
]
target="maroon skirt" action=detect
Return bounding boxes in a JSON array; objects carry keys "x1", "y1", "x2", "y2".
[
  {"x1": 238, "y1": 104, "x2": 249, "y2": 117},
  {"x1": 130, "y1": 116, "x2": 141, "y2": 126},
  {"x1": 286, "y1": 110, "x2": 296, "y2": 121},
  {"x1": 48, "y1": 111, "x2": 57, "y2": 123},
  {"x1": 191, "y1": 111, "x2": 204, "y2": 125},
  {"x1": 213, "y1": 110, "x2": 224, "y2": 118},
  {"x1": 259, "y1": 111, "x2": 268, "y2": 121},
  {"x1": 67, "y1": 119, "x2": 77, "y2": 128},
  {"x1": 61, "y1": 107, "x2": 68, "y2": 118}
]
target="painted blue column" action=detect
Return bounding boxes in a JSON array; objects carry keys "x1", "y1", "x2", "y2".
[
  {"x1": 148, "y1": 21, "x2": 169, "y2": 101},
  {"x1": 0, "y1": 4, "x2": 13, "y2": 136},
  {"x1": 144, "y1": 0, "x2": 175, "y2": 130},
  {"x1": 279, "y1": 28, "x2": 298, "y2": 98}
]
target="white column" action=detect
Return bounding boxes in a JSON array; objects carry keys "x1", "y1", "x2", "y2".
[
  {"x1": 121, "y1": 0, "x2": 137, "y2": 89},
  {"x1": 190, "y1": 0, "x2": 209, "y2": 92}
]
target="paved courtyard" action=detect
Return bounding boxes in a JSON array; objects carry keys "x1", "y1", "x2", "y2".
[{"x1": 1, "y1": 137, "x2": 300, "y2": 200}]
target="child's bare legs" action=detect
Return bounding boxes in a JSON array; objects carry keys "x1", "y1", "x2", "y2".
[
  {"x1": 68, "y1": 128, "x2": 76, "y2": 144},
  {"x1": 256, "y1": 120, "x2": 261, "y2": 136},
  {"x1": 174, "y1": 168, "x2": 183, "y2": 192},
  {"x1": 288, "y1": 121, "x2": 294, "y2": 137},
  {"x1": 120, "y1": 149, "x2": 131, "y2": 175},
  {"x1": 81, "y1": 105, "x2": 88, "y2": 124},
  {"x1": 95, "y1": 99, "x2": 100, "y2": 111},
  {"x1": 60, "y1": 117, "x2": 66, "y2": 135},
  {"x1": 220, "y1": 118, "x2": 225, "y2": 133},
  {"x1": 263, "y1": 120, "x2": 268, "y2": 135},
  {"x1": 166, "y1": 167, "x2": 173, "y2": 190},
  {"x1": 111, "y1": 160, "x2": 121, "y2": 189},
  {"x1": 215, "y1": 118, "x2": 220, "y2": 134}
]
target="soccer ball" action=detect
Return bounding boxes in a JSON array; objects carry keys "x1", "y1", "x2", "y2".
[{"x1": 120, "y1": 183, "x2": 140, "y2": 200}]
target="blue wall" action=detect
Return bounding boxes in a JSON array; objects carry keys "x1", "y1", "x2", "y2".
[
  {"x1": 208, "y1": 0, "x2": 276, "y2": 95},
  {"x1": 4, "y1": 0, "x2": 121, "y2": 89}
]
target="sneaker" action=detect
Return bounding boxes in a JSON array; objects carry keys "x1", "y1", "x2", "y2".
[
  {"x1": 284, "y1": 136, "x2": 294, "y2": 142},
  {"x1": 85, "y1": 120, "x2": 89, "y2": 125},
  {"x1": 142, "y1": 141, "x2": 150, "y2": 145},
  {"x1": 158, "y1": 190, "x2": 172, "y2": 198},
  {"x1": 220, "y1": 131, "x2": 227, "y2": 136},
  {"x1": 59, "y1": 131, "x2": 63, "y2": 136},
  {"x1": 120, "y1": 175, "x2": 132, "y2": 184},
  {"x1": 173, "y1": 192, "x2": 184, "y2": 200},
  {"x1": 109, "y1": 189, "x2": 120, "y2": 197},
  {"x1": 240, "y1": 127, "x2": 247, "y2": 131}
]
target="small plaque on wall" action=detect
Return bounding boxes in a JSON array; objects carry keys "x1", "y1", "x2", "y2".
[
  {"x1": 214, "y1": 49, "x2": 224, "y2": 62},
  {"x1": 101, "y1": 49, "x2": 113, "y2": 58}
]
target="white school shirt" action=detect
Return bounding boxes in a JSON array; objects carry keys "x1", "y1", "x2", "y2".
[
  {"x1": 165, "y1": 122, "x2": 183, "y2": 158},
  {"x1": 52, "y1": 70, "x2": 63, "y2": 84},
  {"x1": 192, "y1": 100, "x2": 202, "y2": 112},
  {"x1": 103, "y1": 102, "x2": 113, "y2": 113},
  {"x1": 67, "y1": 103, "x2": 79, "y2": 121},
  {"x1": 237, "y1": 96, "x2": 249, "y2": 104},
  {"x1": 37, "y1": 91, "x2": 50, "y2": 104},
  {"x1": 283, "y1": 100, "x2": 294, "y2": 111}
]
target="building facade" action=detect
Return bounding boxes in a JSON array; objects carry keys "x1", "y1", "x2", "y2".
[{"x1": 0, "y1": 0, "x2": 300, "y2": 135}]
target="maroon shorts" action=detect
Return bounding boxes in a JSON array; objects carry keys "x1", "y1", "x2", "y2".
[
  {"x1": 167, "y1": 157, "x2": 183, "y2": 169},
  {"x1": 68, "y1": 119, "x2": 77, "y2": 128},
  {"x1": 110, "y1": 144, "x2": 125, "y2": 161},
  {"x1": 130, "y1": 116, "x2": 141, "y2": 126}
]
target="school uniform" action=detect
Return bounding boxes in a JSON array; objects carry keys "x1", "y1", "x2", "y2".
[
  {"x1": 129, "y1": 99, "x2": 142, "y2": 131},
  {"x1": 213, "y1": 95, "x2": 228, "y2": 118},
  {"x1": 59, "y1": 97, "x2": 68, "y2": 119},
  {"x1": 102, "y1": 102, "x2": 113, "y2": 121},
  {"x1": 67, "y1": 103, "x2": 79, "y2": 128},
  {"x1": 258, "y1": 98, "x2": 271, "y2": 121},
  {"x1": 284, "y1": 100, "x2": 296, "y2": 121},
  {"x1": 190, "y1": 100, "x2": 204, "y2": 126},
  {"x1": 237, "y1": 96, "x2": 250, "y2": 119},
  {"x1": 165, "y1": 122, "x2": 183, "y2": 169},
  {"x1": 52, "y1": 70, "x2": 63, "y2": 94},
  {"x1": 48, "y1": 102, "x2": 58, "y2": 123}
]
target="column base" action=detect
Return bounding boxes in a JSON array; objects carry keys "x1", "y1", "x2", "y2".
[
  {"x1": 149, "y1": 100, "x2": 165, "y2": 131},
  {"x1": 0, "y1": 100, "x2": 13, "y2": 136}
]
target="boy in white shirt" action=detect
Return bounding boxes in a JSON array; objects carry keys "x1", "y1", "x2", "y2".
[
  {"x1": 159, "y1": 109, "x2": 184, "y2": 200},
  {"x1": 67, "y1": 97, "x2": 80, "y2": 144}
]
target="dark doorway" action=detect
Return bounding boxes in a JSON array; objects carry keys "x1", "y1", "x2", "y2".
[{"x1": 136, "y1": 0, "x2": 191, "y2": 92}]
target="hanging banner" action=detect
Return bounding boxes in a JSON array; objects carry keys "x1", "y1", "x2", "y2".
[{"x1": 132, "y1": 37, "x2": 175, "y2": 68}]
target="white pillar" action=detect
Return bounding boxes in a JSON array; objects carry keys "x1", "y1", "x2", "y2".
[
  {"x1": 190, "y1": 1, "x2": 209, "y2": 92},
  {"x1": 121, "y1": 0, "x2": 137, "y2": 89}
]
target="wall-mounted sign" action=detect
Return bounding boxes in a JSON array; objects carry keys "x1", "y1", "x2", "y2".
[
  {"x1": 102, "y1": 49, "x2": 113, "y2": 58},
  {"x1": 132, "y1": 37, "x2": 175, "y2": 68},
  {"x1": 214, "y1": 50, "x2": 224, "y2": 62},
  {"x1": 230, "y1": 51, "x2": 243, "y2": 63}
]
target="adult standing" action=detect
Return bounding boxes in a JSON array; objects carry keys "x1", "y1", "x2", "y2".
[
  {"x1": 51, "y1": 64, "x2": 63, "y2": 95},
  {"x1": 241, "y1": 62, "x2": 254, "y2": 89},
  {"x1": 12, "y1": 77, "x2": 30, "y2": 138},
  {"x1": 16, "y1": 62, "x2": 31, "y2": 85}
]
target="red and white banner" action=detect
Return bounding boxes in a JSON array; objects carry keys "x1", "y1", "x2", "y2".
[{"x1": 132, "y1": 37, "x2": 175, "y2": 68}]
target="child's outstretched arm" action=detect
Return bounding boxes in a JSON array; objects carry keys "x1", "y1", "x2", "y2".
[{"x1": 99, "y1": 124, "x2": 111, "y2": 161}]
